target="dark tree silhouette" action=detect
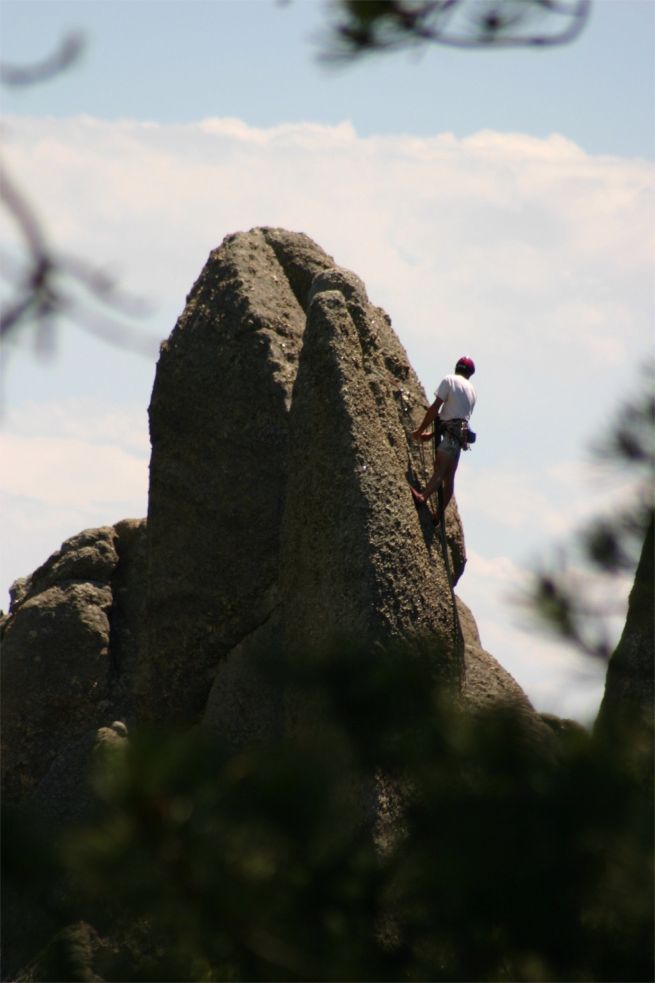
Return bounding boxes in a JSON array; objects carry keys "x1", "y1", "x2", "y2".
[
  {"x1": 321, "y1": 0, "x2": 591, "y2": 60},
  {"x1": 5, "y1": 642, "x2": 652, "y2": 982}
]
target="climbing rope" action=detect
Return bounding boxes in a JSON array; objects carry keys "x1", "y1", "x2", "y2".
[
  {"x1": 431, "y1": 435, "x2": 463, "y2": 651},
  {"x1": 436, "y1": 483, "x2": 463, "y2": 651},
  {"x1": 416, "y1": 429, "x2": 438, "y2": 523},
  {"x1": 394, "y1": 384, "x2": 463, "y2": 650}
]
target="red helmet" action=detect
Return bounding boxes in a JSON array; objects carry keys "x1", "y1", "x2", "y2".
[{"x1": 456, "y1": 356, "x2": 475, "y2": 377}]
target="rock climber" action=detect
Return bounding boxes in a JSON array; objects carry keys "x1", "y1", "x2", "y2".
[{"x1": 411, "y1": 356, "x2": 476, "y2": 518}]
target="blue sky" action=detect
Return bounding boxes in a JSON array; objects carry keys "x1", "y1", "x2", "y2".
[
  {"x1": 1, "y1": 0, "x2": 653, "y2": 722},
  {"x1": 4, "y1": 0, "x2": 654, "y2": 156}
]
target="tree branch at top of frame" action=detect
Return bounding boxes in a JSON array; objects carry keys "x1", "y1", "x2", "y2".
[{"x1": 320, "y1": 0, "x2": 592, "y2": 61}]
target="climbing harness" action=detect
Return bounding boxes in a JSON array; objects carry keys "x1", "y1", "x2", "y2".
[
  {"x1": 441, "y1": 418, "x2": 468, "y2": 446},
  {"x1": 440, "y1": 418, "x2": 477, "y2": 451}
]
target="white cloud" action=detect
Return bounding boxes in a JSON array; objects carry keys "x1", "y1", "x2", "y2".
[
  {"x1": 7, "y1": 399, "x2": 150, "y2": 454},
  {"x1": 456, "y1": 450, "x2": 645, "y2": 566},
  {"x1": 2, "y1": 118, "x2": 652, "y2": 368},
  {"x1": 463, "y1": 549, "x2": 525, "y2": 593},
  {"x1": 1, "y1": 432, "x2": 147, "y2": 507},
  {"x1": 476, "y1": 615, "x2": 607, "y2": 724},
  {"x1": 460, "y1": 469, "x2": 567, "y2": 536},
  {"x1": 0, "y1": 400, "x2": 149, "y2": 603},
  {"x1": 458, "y1": 549, "x2": 611, "y2": 723}
]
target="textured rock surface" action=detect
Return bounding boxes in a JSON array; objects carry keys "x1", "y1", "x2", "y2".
[
  {"x1": 141, "y1": 229, "x2": 336, "y2": 722},
  {"x1": 201, "y1": 611, "x2": 285, "y2": 749},
  {"x1": 596, "y1": 513, "x2": 654, "y2": 737},
  {"x1": 281, "y1": 273, "x2": 462, "y2": 684},
  {"x1": 32, "y1": 721, "x2": 128, "y2": 829},
  {"x1": 1, "y1": 522, "x2": 145, "y2": 803},
  {"x1": 2, "y1": 579, "x2": 113, "y2": 800},
  {"x1": 142, "y1": 228, "x2": 467, "y2": 724},
  {"x1": 9, "y1": 526, "x2": 119, "y2": 610},
  {"x1": 3, "y1": 230, "x2": 548, "y2": 783}
]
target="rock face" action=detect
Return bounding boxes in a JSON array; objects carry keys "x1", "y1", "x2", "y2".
[
  {"x1": 281, "y1": 269, "x2": 460, "y2": 678},
  {"x1": 1, "y1": 521, "x2": 145, "y2": 803},
  {"x1": 5, "y1": 226, "x2": 654, "y2": 982},
  {"x1": 141, "y1": 228, "x2": 466, "y2": 724},
  {"x1": 141, "y1": 229, "x2": 323, "y2": 722},
  {"x1": 3, "y1": 228, "x2": 551, "y2": 794},
  {"x1": 596, "y1": 512, "x2": 654, "y2": 738}
]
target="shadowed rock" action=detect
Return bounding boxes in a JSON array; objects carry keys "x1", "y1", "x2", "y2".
[
  {"x1": 5, "y1": 227, "x2": 652, "y2": 980},
  {"x1": 31, "y1": 721, "x2": 129, "y2": 829},
  {"x1": 141, "y1": 229, "x2": 337, "y2": 722},
  {"x1": 9, "y1": 526, "x2": 119, "y2": 610},
  {"x1": 596, "y1": 513, "x2": 654, "y2": 742},
  {"x1": 2, "y1": 581, "x2": 112, "y2": 800},
  {"x1": 1, "y1": 522, "x2": 145, "y2": 802},
  {"x1": 201, "y1": 611, "x2": 285, "y2": 748}
]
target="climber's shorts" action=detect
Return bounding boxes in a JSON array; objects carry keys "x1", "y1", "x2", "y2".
[{"x1": 438, "y1": 431, "x2": 461, "y2": 461}]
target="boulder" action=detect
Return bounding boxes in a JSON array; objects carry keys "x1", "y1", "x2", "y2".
[
  {"x1": 9, "y1": 526, "x2": 119, "y2": 610},
  {"x1": 2, "y1": 579, "x2": 113, "y2": 801},
  {"x1": 1, "y1": 522, "x2": 145, "y2": 803}
]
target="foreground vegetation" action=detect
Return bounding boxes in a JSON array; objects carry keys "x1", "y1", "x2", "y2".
[{"x1": 5, "y1": 641, "x2": 653, "y2": 982}]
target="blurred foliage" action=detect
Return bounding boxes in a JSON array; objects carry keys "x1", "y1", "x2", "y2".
[
  {"x1": 530, "y1": 366, "x2": 654, "y2": 661},
  {"x1": 0, "y1": 32, "x2": 84, "y2": 87},
  {"x1": 4, "y1": 642, "x2": 653, "y2": 982},
  {"x1": 320, "y1": 0, "x2": 591, "y2": 60}
]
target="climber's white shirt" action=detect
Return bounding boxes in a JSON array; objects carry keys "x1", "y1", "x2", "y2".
[{"x1": 436, "y1": 374, "x2": 477, "y2": 421}]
